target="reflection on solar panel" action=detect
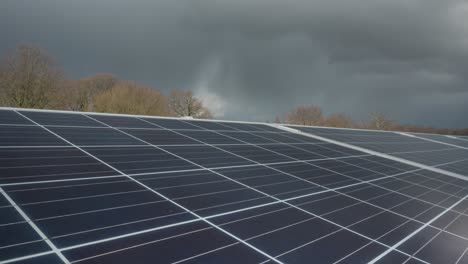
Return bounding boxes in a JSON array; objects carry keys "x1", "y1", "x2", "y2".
[{"x1": 1, "y1": 108, "x2": 468, "y2": 264}]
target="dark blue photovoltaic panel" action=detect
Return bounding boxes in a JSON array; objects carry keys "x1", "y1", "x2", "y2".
[
  {"x1": 3, "y1": 179, "x2": 195, "y2": 248},
  {"x1": 210, "y1": 203, "x2": 379, "y2": 263},
  {"x1": 160, "y1": 145, "x2": 254, "y2": 167},
  {"x1": 47, "y1": 127, "x2": 143, "y2": 146},
  {"x1": 293, "y1": 143, "x2": 365, "y2": 158},
  {"x1": 0, "y1": 109, "x2": 33, "y2": 125},
  {"x1": 217, "y1": 145, "x2": 294, "y2": 163},
  {"x1": 399, "y1": 226, "x2": 468, "y2": 264},
  {"x1": 184, "y1": 120, "x2": 238, "y2": 131},
  {"x1": 290, "y1": 125, "x2": 468, "y2": 176},
  {"x1": 215, "y1": 166, "x2": 325, "y2": 200},
  {"x1": 438, "y1": 159, "x2": 468, "y2": 178},
  {"x1": 83, "y1": 147, "x2": 198, "y2": 174},
  {"x1": 243, "y1": 123, "x2": 285, "y2": 132},
  {"x1": 260, "y1": 144, "x2": 327, "y2": 160},
  {"x1": 2, "y1": 108, "x2": 468, "y2": 264},
  {"x1": 20, "y1": 111, "x2": 105, "y2": 127},
  {"x1": 135, "y1": 170, "x2": 274, "y2": 216},
  {"x1": 218, "y1": 131, "x2": 277, "y2": 144},
  {"x1": 252, "y1": 131, "x2": 319, "y2": 144},
  {"x1": 17, "y1": 254, "x2": 65, "y2": 264},
  {"x1": 290, "y1": 126, "x2": 428, "y2": 146},
  {"x1": 412, "y1": 133, "x2": 468, "y2": 148},
  {"x1": 63, "y1": 221, "x2": 267, "y2": 264},
  {"x1": 121, "y1": 128, "x2": 199, "y2": 145},
  {"x1": 88, "y1": 114, "x2": 157, "y2": 128},
  {"x1": 0, "y1": 219, "x2": 52, "y2": 261},
  {"x1": 140, "y1": 117, "x2": 200, "y2": 130},
  {"x1": 0, "y1": 126, "x2": 67, "y2": 146},
  {"x1": 216, "y1": 122, "x2": 278, "y2": 132},
  {"x1": 0, "y1": 147, "x2": 116, "y2": 184},
  {"x1": 175, "y1": 130, "x2": 244, "y2": 144}
]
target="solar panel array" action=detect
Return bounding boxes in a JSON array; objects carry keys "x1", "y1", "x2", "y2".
[
  {"x1": 289, "y1": 126, "x2": 468, "y2": 177},
  {"x1": 1, "y1": 109, "x2": 468, "y2": 264}
]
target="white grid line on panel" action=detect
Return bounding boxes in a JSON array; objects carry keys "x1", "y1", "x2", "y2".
[
  {"x1": 0, "y1": 107, "x2": 270, "y2": 126},
  {"x1": 368, "y1": 193, "x2": 468, "y2": 263},
  {"x1": 0, "y1": 251, "x2": 56, "y2": 264},
  {"x1": 2, "y1": 108, "x2": 464, "y2": 264},
  {"x1": 273, "y1": 124, "x2": 468, "y2": 181},
  {"x1": 14, "y1": 110, "x2": 284, "y2": 264},
  {"x1": 0, "y1": 154, "x2": 372, "y2": 188},
  {"x1": 129, "y1": 117, "x2": 432, "y2": 261},
  {"x1": 400, "y1": 198, "x2": 468, "y2": 264},
  {"x1": 0, "y1": 166, "x2": 423, "y2": 264},
  {"x1": 80, "y1": 114, "x2": 284, "y2": 263},
  {"x1": 399, "y1": 132, "x2": 468, "y2": 151},
  {"x1": 0, "y1": 187, "x2": 70, "y2": 264}
]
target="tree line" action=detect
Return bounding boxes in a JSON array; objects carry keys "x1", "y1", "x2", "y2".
[
  {"x1": 1, "y1": 44, "x2": 466, "y2": 135},
  {"x1": 281, "y1": 105, "x2": 468, "y2": 135},
  {"x1": 0, "y1": 45, "x2": 213, "y2": 118}
]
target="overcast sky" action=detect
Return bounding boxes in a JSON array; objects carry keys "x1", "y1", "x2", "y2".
[{"x1": 1, "y1": 0, "x2": 468, "y2": 127}]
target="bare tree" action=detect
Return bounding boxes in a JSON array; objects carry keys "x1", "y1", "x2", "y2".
[
  {"x1": 323, "y1": 114, "x2": 354, "y2": 128},
  {"x1": 367, "y1": 113, "x2": 395, "y2": 130},
  {"x1": 285, "y1": 105, "x2": 323, "y2": 126},
  {"x1": 83, "y1": 74, "x2": 117, "y2": 93},
  {"x1": 56, "y1": 74, "x2": 118, "y2": 111},
  {"x1": 55, "y1": 79, "x2": 83, "y2": 111},
  {"x1": 168, "y1": 90, "x2": 213, "y2": 119},
  {"x1": 0, "y1": 45, "x2": 62, "y2": 108},
  {"x1": 80, "y1": 74, "x2": 118, "y2": 111},
  {"x1": 93, "y1": 81, "x2": 169, "y2": 116}
]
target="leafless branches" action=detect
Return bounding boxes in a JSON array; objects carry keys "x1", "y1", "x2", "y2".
[
  {"x1": 0, "y1": 45, "x2": 214, "y2": 119},
  {"x1": 168, "y1": 90, "x2": 213, "y2": 119},
  {"x1": 0, "y1": 45, "x2": 61, "y2": 108},
  {"x1": 285, "y1": 105, "x2": 323, "y2": 126},
  {"x1": 93, "y1": 81, "x2": 169, "y2": 116}
]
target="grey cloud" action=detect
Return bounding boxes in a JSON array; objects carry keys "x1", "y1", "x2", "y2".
[{"x1": 1, "y1": 0, "x2": 468, "y2": 127}]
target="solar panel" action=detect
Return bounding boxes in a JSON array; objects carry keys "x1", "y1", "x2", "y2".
[
  {"x1": 412, "y1": 133, "x2": 468, "y2": 149},
  {"x1": 289, "y1": 125, "x2": 468, "y2": 177},
  {"x1": 1, "y1": 108, "x2": 468, "y2": 264}
]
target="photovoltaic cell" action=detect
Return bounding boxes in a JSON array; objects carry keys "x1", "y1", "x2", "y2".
[
  {"x1": 17, "y1": 254, "x2": 65, "y2": 264},
  {"x1": 290, "y1": 125, "x2": 468, "y2": 176},
  {"x1": 83, "y1": 147, "x2": 198, "y2": 174},
  {"x1": 138, "y1": 118, "x2": 195, "y2": 130},
  {"x1": 412, "y1": 133, "x2": 468, "y2": 148},
  {"x1": 175, "y1": 130, "x2": 244, "y2": 144},
  {"x1": 88, "y1": 114, "x2": 157, "y2": 129},
  {"x1": 0, "y1": 109, "x2": 33, "y2": 125},
  {"x1": 47, "y1": 127, "x2": 143, "y2": 146},
  {"x1": 0, "y1": 147, "x2": 116, "y2": 184},
  {"x1": 19, "y1": 111, "x2": 105, "y2": 127},
  {"x1": 1, "y1": 108, "x2": 468, "y2": 264},
  {"x1": 134, "y1": 170, "x2": 275, "y2": 216},
  {"x1": 3, "y1": 179, "x2": 195, "y2": 248},
  {"x1": 121, "y1": 128, "x2": 200, "y2": 145},
  {"x1": 252, "y1": 132, "x2": 318, "y2": 144},
  {"x1": 217, "y1": 122, "x2": 274, "y2": 132},
  {"x1": 185, "y1": 120, "x2": 238, "y2": 131},
  {"x1": 0, "y1": 217, "x2": 52, "y2": 262},
  {"x1": 0, "y1": 125, "x2": 67, "y2": 146},
  {"x1": 63, "y1": 221, "x2": 267, "y2": 264},
  {"x1": 160, "y1": 145, "x2": 254, "y2": 167},
  {"x1": 217, "y1": 131, "x2": 278, "y2": 144}
]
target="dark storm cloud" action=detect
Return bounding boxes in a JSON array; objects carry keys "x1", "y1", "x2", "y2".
[{"x1": 1, "y1": 0, "x2": 468, "y2": 127}]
